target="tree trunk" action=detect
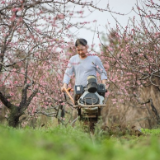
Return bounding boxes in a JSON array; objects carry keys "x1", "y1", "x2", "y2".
[{"x1": 8, "y1": 107, "x2": 21, "y2": 127}]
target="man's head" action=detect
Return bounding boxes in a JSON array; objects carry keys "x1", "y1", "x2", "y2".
[{"x1": 75, "y1": 38, "x2": 88, "y2": 59}]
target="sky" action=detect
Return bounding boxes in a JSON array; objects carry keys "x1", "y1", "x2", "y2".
[{"x1": 68, "y1": 0, "x2": 140, "y2": 51}]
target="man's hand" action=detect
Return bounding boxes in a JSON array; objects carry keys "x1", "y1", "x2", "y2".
[
  {"x1": 61, "y1": 83, "x2": 68, "y2": 92},
  {"x1": 102, "y1": 79, "x2": 107, "y2": 91}
]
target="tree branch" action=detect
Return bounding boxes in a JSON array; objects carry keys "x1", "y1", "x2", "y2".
[{"x1": 0, "y1": 91, "x2": 16, "y2": 109}]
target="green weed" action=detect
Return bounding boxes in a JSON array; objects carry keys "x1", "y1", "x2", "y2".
[{"x1": 0, "y1": 125, "x2": 160, "y2": 160}]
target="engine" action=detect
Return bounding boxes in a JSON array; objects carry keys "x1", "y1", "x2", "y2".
[{"x1": 74, "y1": 75, "x2": 106, "y2": 105}]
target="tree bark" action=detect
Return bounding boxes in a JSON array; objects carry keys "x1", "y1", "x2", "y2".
[{"x1": 8, "y1": 107, "x2": 21, "y2": 127}]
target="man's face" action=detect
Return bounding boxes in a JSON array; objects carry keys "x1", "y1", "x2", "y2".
[{"x1": 76, "y1": 45, "x2": 88, "y2": 58}]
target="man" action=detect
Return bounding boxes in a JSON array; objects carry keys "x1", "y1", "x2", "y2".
[{"x1": 61, "y1": 38, "x2": 107, "y2": 92}]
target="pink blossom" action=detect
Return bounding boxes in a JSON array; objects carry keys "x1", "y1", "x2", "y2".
[
  {"x1": 14, "y1": 81, "x2": 18, "y2": 84},
  {"x1": 57, "y1": 14, "x2": 65, "y2": 19}
]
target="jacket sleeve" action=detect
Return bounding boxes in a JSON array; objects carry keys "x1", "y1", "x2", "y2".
[
  {"x1": 95, "y1": 56, "x2": 107, "y2": 80},
  {"x1": 63, "y1": 57, "x2": 74, "y2": 84}
]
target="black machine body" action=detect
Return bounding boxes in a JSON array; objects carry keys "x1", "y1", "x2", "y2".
[{"x1": 74, "y1": 76, "x2": 107, "y2": 105}]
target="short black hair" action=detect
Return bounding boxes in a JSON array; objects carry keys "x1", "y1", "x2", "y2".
[{"x1": 75, "y1": 38, "x2": 87, "y2": 47}]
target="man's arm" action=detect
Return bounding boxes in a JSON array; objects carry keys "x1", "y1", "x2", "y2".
[
  {"x1": 61, "y1": 57, "x2": 74, "y2": 92},
  {"x1": 95, "y1": 56, "x2": 107, "y2": 80},
  {"x1": 63, "y1": 58, "x2": 74, "y2": 84},
  {"x1": 95, "y1": 57, "x2": 108, "y2": 89},
  {"x1": 102, "y1": 79, "x2": 107, "y2": 90}
]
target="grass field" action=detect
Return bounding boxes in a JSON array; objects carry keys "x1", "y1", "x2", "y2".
[{"x1": 0, "y1": 124, "x2": 160, "y2": 160}]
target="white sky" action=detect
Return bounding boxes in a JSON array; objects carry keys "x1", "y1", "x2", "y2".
[{"x1": 68, "y1": 0, "x2": 140, "y2": 51}]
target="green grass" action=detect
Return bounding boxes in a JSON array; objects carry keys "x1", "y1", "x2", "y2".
[{"x1": 0, "y1": 125, "x2": 160, "y2": 160}]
